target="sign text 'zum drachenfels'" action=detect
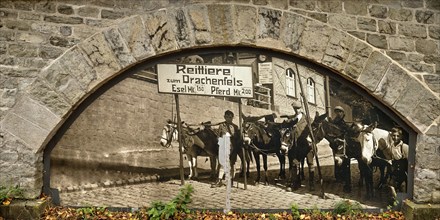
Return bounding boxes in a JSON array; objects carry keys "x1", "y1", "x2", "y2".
[{"x1": 157, "y1": 64, "x2": 254, "y2": 98}]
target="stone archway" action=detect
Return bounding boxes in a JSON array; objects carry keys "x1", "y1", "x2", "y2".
[{"x1": 1, "y1": 3, "x2": 439, "y2": 202}]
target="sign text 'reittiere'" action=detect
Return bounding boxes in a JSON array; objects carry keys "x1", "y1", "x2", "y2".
[{"x1": 157, "y1": 64, "x2": 253, "y2": 98}]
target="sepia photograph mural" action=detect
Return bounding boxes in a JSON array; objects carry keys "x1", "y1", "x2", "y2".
[{"x1": 49, "y1": 51, "x2": 410, "y2": 210}]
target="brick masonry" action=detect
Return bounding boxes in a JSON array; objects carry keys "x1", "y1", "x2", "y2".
[{"x1": 0, "y1": 0, "x2": 439, "y2": 206}]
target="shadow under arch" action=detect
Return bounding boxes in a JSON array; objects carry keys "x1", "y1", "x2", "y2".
[{"x1": 43, "y1": 46, "x2": 417, "y2": 206}]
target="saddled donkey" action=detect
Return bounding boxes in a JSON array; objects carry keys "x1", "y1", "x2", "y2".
[
  {"x1": 160, "y1": 120, "x2": 219, "y2": 180},
  {"x1": 281, "y1": 112, "x2": 328, "y2": 191},
  {"x1": 243, "y1": 121, "x2": 285, "y2": 185}
]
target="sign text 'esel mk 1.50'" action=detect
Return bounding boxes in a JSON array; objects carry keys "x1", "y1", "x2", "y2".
[{"x1": 157, "y1": 64, "x2": 254, "y2": 98}]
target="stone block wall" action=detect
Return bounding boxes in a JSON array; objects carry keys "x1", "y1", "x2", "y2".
[{"x1": 0, "y1": 0, "x2": 439, "y2": 204}]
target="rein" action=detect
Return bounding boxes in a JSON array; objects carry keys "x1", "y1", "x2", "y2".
[{"x1": 161, "y1": 124, "x2": 177, "y2": 148}]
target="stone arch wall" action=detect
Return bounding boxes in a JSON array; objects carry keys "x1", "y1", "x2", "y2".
[{"x1": 0, "y1": 2, "x2": 439, "y2": 203}]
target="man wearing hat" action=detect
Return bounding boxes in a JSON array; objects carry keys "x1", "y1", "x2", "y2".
[
  {"x1": 330, "y1": 106, "x2": 351, "y2": 183},
  {"x1": 331, "y1": 106, "x2": 350, "y2": 133}
]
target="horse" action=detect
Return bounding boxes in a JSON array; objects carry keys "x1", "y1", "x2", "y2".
[
  {"x1": 280, "y1": 112, "x2": 329, "y2": 191},
  {"x1": 314, "y1": 117, "x2": 384, "y2": 199},
  {"x1": 242, "y1": 121, "x2": 285, "y2": 185},
  {"x1": 358, "y1": 125, "x2": 408, "y2": 194},
  {"x1": 160, "y1": 120, "x2": 219, "y2": 180}
]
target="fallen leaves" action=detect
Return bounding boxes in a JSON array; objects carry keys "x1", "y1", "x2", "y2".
[{"x1": 39, "y1": 206, "x2": 406, "y2": 219}]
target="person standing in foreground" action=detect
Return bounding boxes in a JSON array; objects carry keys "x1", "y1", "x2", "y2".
[
  {"x1": 380, "y1": 127, "x2": 409, "y2": 192},
  {"x1": 329, "y1": 106, "x2": 351, "y2": 183},
  {"x1": 211, "y1": 110, "x2": 241, "y2": 188}
]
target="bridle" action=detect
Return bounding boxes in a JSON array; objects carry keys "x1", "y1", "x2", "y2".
[{"x1": 161, "y1": 123, "x2": 177, "y2": 148}]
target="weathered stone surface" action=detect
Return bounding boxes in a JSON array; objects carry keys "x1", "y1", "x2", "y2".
[
  {"x1": 77, "y1": 6, "x2": 100, "y2": 18},
  {"x1": 0, "y1": 30, "x2": 15, "y2": 41},
  {"x1": 344, "y1": 1, "x2": 367, "y2": 15},
  {"x1": 389, "y1": 36, "x2": 415, "y2": 51},
  {"x1": 416, "y1": 135, "x2": 440, "y2": 170},
  {"x1": 101, "y1": 9, "x2": 125, "y2": 20},
  {"x1": 347, "y1": 31, "x2": 365, "y2": 40},
  {"x1": 369, "y1": 5, "x2": 388, "y2": 18},
  {"x1": 41, "y1": 60, "x2": 86, "y2": 105},
  {"x1": 0, "y1": 9, "x2": 18, "y2": 19},
  {"x1": 387, "y1": 51, "x2": 407, "y2": 61},
  {"x1": 307, "y1": 12, "x2": 327, "y2": 23},
  {"x1": 399, "y1": 23, "x2": 428, "y2": 38},
  {"x1": 78, "y1": 33, "x2": 122, "y2": 84},
  {"x1": 358, "y1": 51, "x2": 391, "y2": 92},
  {"x1": 389, "y1": 7, "x2": 413, "y2": 21},
  {"x1": 415, "y1": 39, "x2": 438, "y2": 55},
  {"x1": 4, "y1": 20, "x2": 31, "y2": 31},
  {"x1": 415, "y1": 10, "x2": 435, "y2": 24},
  {"x1": 0, "y1": 197, "x2": 50, "y2": 219},
  {"x1": 0, "y1": 1, "x2": 14, "y2": 8},
  {"x1": 393, "y1": 77, "x2": 427, "y2": 120},
  {"x1": 0, "y1": 131, "x2": 43, "y2": 198},
  {"x1": 374, "y1": 63, "x2": 411, "y2": 106},
  {"x1": 14, "y1": 1, "x2": 33, "y2": 11},
  {"x1": 49, "y1": 36, "x2": 80, "y2": 48},
  {"x1": 167, "y1": 8, "x2": 192, "y2": 48},
  {"x1": 57, "y1": 5, "x2": 74, "y2": 15},
  {"x1": 428, "y1": 26, "x2": 440, "y2": 40},
  {"x1": 207, "y1": 4, "x2": 235, "y2": 44},
  {"x1": 378, "y1": 20, "x2": 396, "y2": 35},
  {"x1": 328, "y1": 14, "x2": 357, "y2": 30},
  {"x1": 18, "y1": 11, "x2": 41, "y2": 21},
  {"x1": 103, "y1": 28, "x2": 136, "y2": 69},
  {"x1": 298, "y1": 20, "x2": 330, "y2": 63},
  {"x1": 142, "y1": 10, "x2": 178, "y2": 53},
  {"x1": 187, "y1": 5, "x2": 211, "y2": 44},
  {"x1": 117, "y1": 16, "x2": 155, "y2": 61},
  {"x1": 426, "y1": 0, "x2": 440, "y2": 11},
  {"x1": 8, "y1": 43, "x2": 39, "y2": 57},
  {"x1": 44, "y1": 16, "x2": 84, "y2": 24},
  {"x1": 322, "y1": 30, "x2": 355, "y2": 72},
  {"x1": 408, "y1": 91, "x2": 440, "y2": 133},
  {"x1": 280, "y1": 12, "x2": 308, "y2": 53},
  {"x1": 367, "y1": 34, "x2": 387, "y2": 49},
  {"x1": 233, "y1": 5, "x2": 257, "y2": 44},
  {"x1": 316, "y1": 0, "x2": 342, "y2": 13},
  {"x1": 289, "y1": 0, "x2": 315, "y2": 10},
  {"x1": 344, "y1": 40, "x2": 373, "y2": 79},
  {"x1": 31, "y1": 22, "x2": 61, "y2": 35},
  {"x1": 358, "y1": 17, "x2": 376, "y2": 32},
  {"x1": 28, "y1": 78, "x2": 72, "y2": 117},
  {"x1": 17, "y1": 32, "x2": 45, "y2": 44},
  {"x1": 1, "y1": 111, "x2": 51, "y2": 152},
  {"x1": 403, "y1": 61, "x2": 435, "y2": 74},
  {"x1": 257, "y1": 7, "x2": 282, "y2": 40},
  {"x1": 423, "y1": 74, "x2": 440, "y2": 94},
  {"x1": 60, "y1": 26, "x2": 72, "y2": 36},
  {"x1": 10, "y1": 96, "x2": 60, "y2": 136},
  {"x1": 39, "y1": 46, "x2": 64, "y2": 60},
  {"x1": 34, "y1": 2, "x2": 56, "y2": 13},
  {"x1": 58, "y1": 47, "x2": 97, "y2": 92}
]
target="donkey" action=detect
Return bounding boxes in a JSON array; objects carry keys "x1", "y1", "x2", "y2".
[{"x1": 160, "y1": 120, "x2": 219, "y2": 180}]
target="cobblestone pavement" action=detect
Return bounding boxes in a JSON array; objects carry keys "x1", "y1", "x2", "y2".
[{"x1": 60, "y1": 161, "x2": 391, "y2": 210}]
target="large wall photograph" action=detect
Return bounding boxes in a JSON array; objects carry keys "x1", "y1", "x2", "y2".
[{"x1": 50, "y1": 51, "x2": 411, "y2": 210}]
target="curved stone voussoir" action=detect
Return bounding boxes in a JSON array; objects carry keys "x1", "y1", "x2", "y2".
[
  {"x1": 117, "y1": 15, "x2": 156, "y2": 61},
  {"x1": 78, "y1": 32, "x2": 122, "y2": 88},
  {"x1": 358, "y1": 51, "x2": 392, "y2": 92},
  {"x1": 141, "y1": 9, "x2": 179, "y2": 54}
]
